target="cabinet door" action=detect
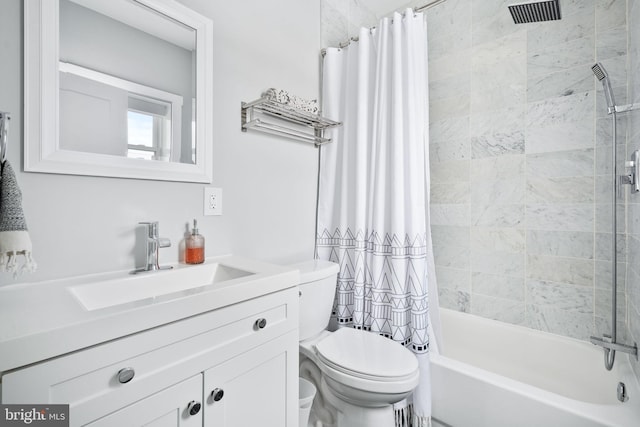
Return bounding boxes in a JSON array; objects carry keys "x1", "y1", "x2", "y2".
[
  {"x1": 87, "y1": 375, "x2": 203, "y2": 427},
  {"x1": 204, "y1": 331, "x2": 298, "y2": 427}
]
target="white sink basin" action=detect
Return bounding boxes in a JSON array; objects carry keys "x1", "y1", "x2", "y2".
[{"x1": 69, "y1": 262, "x2": 255, "y2": 311}]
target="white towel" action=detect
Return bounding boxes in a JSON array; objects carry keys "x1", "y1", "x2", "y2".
[
  {"x1": 0, "y1": 161, "x2": 37, "y2": 278},
  {"x1": 263, "y1": 88, "x2": 319, "y2": 115}
]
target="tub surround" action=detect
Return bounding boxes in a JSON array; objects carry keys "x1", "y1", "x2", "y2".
[
  {"x1": 427, "y1": 0, "x2": 629, "y2": 342},
  {"x1": 0, "y1": 255, "x2": 299, "y2": 373}
]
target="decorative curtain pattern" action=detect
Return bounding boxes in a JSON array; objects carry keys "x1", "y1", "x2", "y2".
[{"x1": 317, "y1": 9, "x2": 433, "y2": 426}]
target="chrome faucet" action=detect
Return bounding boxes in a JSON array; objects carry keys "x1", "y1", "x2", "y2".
[{"x1": 134, "y1": 221, "x2": 172, "y2": 273}]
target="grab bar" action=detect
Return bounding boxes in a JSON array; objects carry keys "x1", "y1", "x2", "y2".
[{"x1": 0, "y1": 112, "x2": 10, "y2": 164}]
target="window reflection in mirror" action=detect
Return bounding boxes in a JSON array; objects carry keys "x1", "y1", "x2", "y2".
[
  {"x1": 58, "y1": 0, "x2": 196, "y2": 164},
  {"x1": 128, "y1": 111, "x2": 160, "y2": 161}
]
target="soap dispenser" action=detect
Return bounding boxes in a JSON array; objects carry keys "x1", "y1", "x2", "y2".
[{"x1": 185, "y1": 219, "x2": 205, "y2": 264}]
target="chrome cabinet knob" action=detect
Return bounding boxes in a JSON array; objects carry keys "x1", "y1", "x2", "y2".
[
  {"x1": 187, "y1": 400, "x2": 201, "y2": 416},
  {"x1": 117, "y1": 367, "x2": 135, "y2": 384},
  {"x1": 254, "y1": 318, "x2": 267, "y2": 330},
  {"x1": 211, "y1": 388, "x2": 224, "y2": 402}
]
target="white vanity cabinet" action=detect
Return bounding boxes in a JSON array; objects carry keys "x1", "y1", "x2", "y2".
[{"x1": 1, "y1": 287, "x2": 299, "y2": 427}]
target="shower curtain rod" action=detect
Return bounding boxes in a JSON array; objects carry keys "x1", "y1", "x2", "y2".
[
  {"x1": 321, "y1": 0, "x2": 447, "y2": 54},
  {"x1": 415, "y1": 0, "x2": 447, "y2": 13}
]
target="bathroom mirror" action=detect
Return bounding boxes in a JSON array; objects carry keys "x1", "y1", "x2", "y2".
[{"x1": 24, "y1": 0, "x2": 213, "y2": 182}]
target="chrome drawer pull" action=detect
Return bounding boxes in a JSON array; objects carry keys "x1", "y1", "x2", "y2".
[
  {"x1": 254, "y1": 318, "x2": 267, "y2": 330},
  {"x1": 211, "y1": 388, "x2": 224, "y2": 402},
  {"x1": 187, "y1": 400, "x2": 202, "y2": 416},
  {"x1": 117, "y1": 367, "x2": 135, "y2": 384}
]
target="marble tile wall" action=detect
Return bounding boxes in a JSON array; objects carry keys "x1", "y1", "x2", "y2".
[
  {"x1": 320, "y1": 0, "x2": 378, "y2": 47},
  {"x1": 320, "y1": 1, "x2": 635, "y2": 360},
  {"x1": 428, "y1": 0, "x2": 629, "y2": 342}
]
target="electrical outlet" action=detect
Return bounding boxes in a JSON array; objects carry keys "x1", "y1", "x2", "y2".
[{"x1": 204, "y1": 187, "x2": 222, "y2": 216}]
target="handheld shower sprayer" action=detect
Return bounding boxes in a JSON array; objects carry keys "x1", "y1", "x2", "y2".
[
  {"x1": 592, "y1": 63, "x2": 616, "y2": 114},
  {"x1": 589, "y1": 61, "x2": 639, "y2": 371}
]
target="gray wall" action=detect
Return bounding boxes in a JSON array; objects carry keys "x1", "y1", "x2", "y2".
[{"x1": 0, "y1": 0, "x2": 321, "y2": 285}]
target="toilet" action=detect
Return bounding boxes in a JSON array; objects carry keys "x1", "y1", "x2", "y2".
[{"x1": 294, "y1": 260, "x2": 420, "y2": 427}]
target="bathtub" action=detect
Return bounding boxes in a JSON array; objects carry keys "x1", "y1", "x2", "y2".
[{"x1": 430, "y1": 308, "x2": 640, "y2": 427}]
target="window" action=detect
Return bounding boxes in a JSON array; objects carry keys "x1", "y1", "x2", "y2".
[{"x1": 126, "y1": 97, "x2": 172, "y2": 161}]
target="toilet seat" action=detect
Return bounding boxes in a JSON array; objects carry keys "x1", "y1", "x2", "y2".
[{"x1": 313, "y1": 328, "x2": 420, "y2": 394}]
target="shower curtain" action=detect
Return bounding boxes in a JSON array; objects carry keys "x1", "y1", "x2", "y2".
[{"x1": 316, "y1": 9, "x2": 435, "y2": 427}]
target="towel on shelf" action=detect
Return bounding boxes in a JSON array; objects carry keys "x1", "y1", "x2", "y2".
[
  {"x1": 263, "y1": 88, "x2": 319, "y2": 115},
  {"x1": 0, "y1": 161, "x2": 37, "y2": 278}
]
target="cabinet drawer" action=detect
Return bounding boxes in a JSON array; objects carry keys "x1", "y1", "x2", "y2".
[{"x1": 2, "y1": 287, "x2": 298, "y2": 426}]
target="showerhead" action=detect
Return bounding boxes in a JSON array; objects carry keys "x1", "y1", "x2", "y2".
[
  {"x1": 508, "y1": 0, "x2": 561, "y2": 24},
  {"x1": 592, "y1": 63, "x2": 607, "y2": 81},
  {"x1": 592, "y1": 62, "x2": 616, "y2": 113}
]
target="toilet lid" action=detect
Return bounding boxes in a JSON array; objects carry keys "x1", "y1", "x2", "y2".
[{"x1": 315, "y1": 328, "x2": 418, "y2": 380}]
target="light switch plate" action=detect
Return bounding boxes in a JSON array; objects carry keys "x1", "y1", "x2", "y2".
[{"x1": 204, "y1": 187, "x2": 222, "y2": 216}]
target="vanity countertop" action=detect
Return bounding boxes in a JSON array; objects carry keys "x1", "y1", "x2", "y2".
[{"x1": 0, "y1": 255, "x2": 299, "y2": 373}]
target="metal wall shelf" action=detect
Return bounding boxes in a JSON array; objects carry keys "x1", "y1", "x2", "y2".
[{"x1": 241, "y1": 97, "x2": 341, "y2": 146}]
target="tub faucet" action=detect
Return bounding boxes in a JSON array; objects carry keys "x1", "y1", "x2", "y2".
[{"x1": 134, "y1": 221, "x2": 173, "y2": 273}]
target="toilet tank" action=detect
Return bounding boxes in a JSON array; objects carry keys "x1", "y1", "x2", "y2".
[{"x1": 291, "y1": 260, "x2": 340, "y2": 341}]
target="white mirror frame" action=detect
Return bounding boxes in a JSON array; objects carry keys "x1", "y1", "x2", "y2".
[{"x1": 24, "y1": 0, "x2": 213, "y2": 183}]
